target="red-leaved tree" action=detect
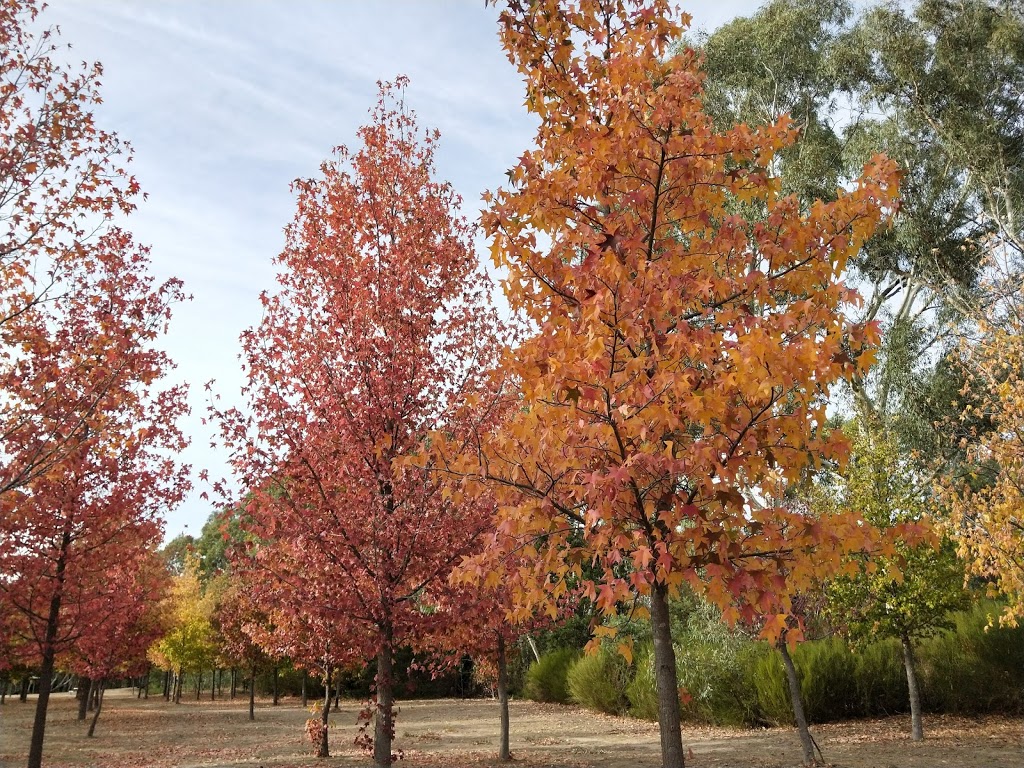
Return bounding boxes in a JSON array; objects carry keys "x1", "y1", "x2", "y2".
[
  {"x1": 213, "y1": 79, "x2": 503, "y2": 768},
  {"x1": 0, "y1": 230, "x2": 189, "y2": 766}
]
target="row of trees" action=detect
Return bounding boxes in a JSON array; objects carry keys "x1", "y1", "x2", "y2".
[{"x1": 3, "y1": 2, "x2": 1023, "y2": 768}]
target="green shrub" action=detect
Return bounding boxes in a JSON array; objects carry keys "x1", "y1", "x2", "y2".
[
  {"x1": 676, "y1": 638, "x2": 768, "y2": 726},
  {"x1": 751, "y1": 638, "x2": 859, "y2": 725},
  {"x1": 567, "y1": 648, "x2": 630, "y2": 714},
  {"x1": 796, "y1": 637, "x2": 858, "y2": 722},
  {"x1": 851, "y1": 638, "x2": 906, "y2": 716},
  {"x1": 750, "y1": 645, "x2": 792, "y2": 726},
  {"x1": 626, "y1": 645, "x2": 659, "y2": 720},
  {"x1": 920, "y1": 602, "x2": 1024, "y2": 714},
  {"x1": 525, "y1": 648, "x2": 579, "y2": 704}
]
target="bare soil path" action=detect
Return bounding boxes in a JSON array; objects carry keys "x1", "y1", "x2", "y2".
[{"x1": 0, "y1": 688, "x2": 1020, "y2": 768}]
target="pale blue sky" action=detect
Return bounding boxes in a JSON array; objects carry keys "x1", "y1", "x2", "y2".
[{"x1": 45, "y1": 1, "x2": 762, "y2": 538}]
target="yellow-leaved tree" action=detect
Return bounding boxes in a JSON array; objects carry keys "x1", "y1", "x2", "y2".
[
  {"x1": 947, "y1": 275, "x2": 1024, "y2": 625},
  {"x1": 149, "y1": 559, "x2": 217, "y2": 704}
]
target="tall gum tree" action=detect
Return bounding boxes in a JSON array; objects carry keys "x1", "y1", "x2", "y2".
[
  {"x1": 212, "y1": 80, "x2": 503, "y2": 768},
  {"x1": 450, "y1": 3, "x2": 900, "y2": 767}
]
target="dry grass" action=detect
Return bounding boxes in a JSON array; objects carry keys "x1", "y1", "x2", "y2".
[{"x1": 0, "y1": 689, "x2": 1021, "y2": 768}]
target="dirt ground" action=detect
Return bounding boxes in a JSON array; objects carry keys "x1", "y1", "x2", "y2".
[{"x1": 0, "y1": 688, "x2": 1020, "y2": 768}]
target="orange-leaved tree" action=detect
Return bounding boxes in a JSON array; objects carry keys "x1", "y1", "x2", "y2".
[{"x1": 446, "y1": 3, "x2": 900, "y2": 767}]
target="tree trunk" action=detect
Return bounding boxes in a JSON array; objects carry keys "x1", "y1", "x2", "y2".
[
  {"x1": 779, "y1": 638, "x2": 816, "y2": 765},
  {"x1": 174, "y1": 668, "x2": 183, "y2": 704},
  {"x1": 318, "y1": 666, "x2": 332, "y2": 758},
  {"x1": 301, "y1": 670, "x2": 308, "y2": 708},
  {"x1": 497, "y1": 633, "x2": 511, "y2": 761},
  {"x1": 86, "y1": 680, "x2": 106, "y2": 737},
  {"x1": 650, "y1": 581, "x2": 685, "y2": 768},
  {"x1": 230, "y1": 667, "x2": 237, "y2": 700},
  {"x1": 196, "y1": 668, "x2": 202, "y2": 700},
  {"x1": 249, "y1": 664, "x2": 256, "y2": 721},
  {"x1": 28, "y1": 648, "x2": 59, "y2": 768},
  {"x1": 88, "y1": 680, "x2": 100, "y2": 712},
  {"x1": 163, "y1": 669, "x2": 170, "y2": 701},
  {"x1": 525, "y1": 634, "x2": 542, "y2": 664},
  {"x1": 27, "y1": 525, "x2": 72, "y2": 768},
  {"x1": 216, "y1": 668, "x2": 222, "y2": 699},
  {"x1": 901, "y1": 633, "x2": 924, "y2": 741},
  {"x1": 211, "y1": 668, "x2": 216, "y2": 701},
  {"x1": 373, "y1": 637, "x2": 396, "y2": 768},
  {"x1": 1, "y1": 678, "x2": 7, "y2": 704},
  {"x1": 272, "y1": 666, "x2": 279, "y2": 705},
  {"x1": 333, "y1": 671, "x2": 342, "y2": 712},
  {"x1": 19, "y1": 675, "x2": 29, "y2": 703},
  {"x1": 77, "y1": 679, "x2": 90, "y2": 721}
]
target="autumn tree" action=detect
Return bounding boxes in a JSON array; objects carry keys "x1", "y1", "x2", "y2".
[
  {"x1": 65, "y1": 551, "x2": 170, "y2": 737},
  {"x1": 946, "y1": 272, "x2": 1024, "y2": 624},
  {"x1": 150, "y1": 561, "x2": 218, "y2": 705},
  {"x1": 0, "y1": 0, "x2": 155, "y2": 499},
  {"x1": 447, "y1": 3, "x2": 899, "y2": 767},
  {"x1": 213, "y1": 79, "x2": 502, "y2": 768},
  {"x1": 0, "y1": 6, "x2": 190, "y2": 765}
]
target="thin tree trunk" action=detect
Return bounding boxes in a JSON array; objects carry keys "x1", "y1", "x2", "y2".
[
  {"x1": 196, "y1": 668, "x2": 202, "y2": 700},
  {"x1": 163, "y1": 669, "x2": 170, "y2": 701},
  {"x1": 86, "y1": 680, "x2": 106, "y2": 737},
  {"x1": 272, "y1": 666, "x2": 279, "y2": 705},
  {"x1": 779, "y1": 638, "x2": 816, "y2": 765},
  {"x1": 1, "y1": 678, "x2": 7, "y2": 704},
  {"x1": 301, "y1": 670, "x2": 308, "y2": 708},
  {"x1": 174, "y1": 668, "x2": 183, "y2": 704},
  {"x1": 249, "y1": 664, "x2": 256, "y2": 721},
  {"x1": 333, "y1": 671, "x2": 342, "y2": 712},
  {"x1": 497, "y1": 633, "x2": 511, "y2": 761},
  {"x1": 28, "y1": 649, "x2": 59, "y2": 768},
  {"x1": 317, "y1": 666, "x2": 332, "y2": 758},
  {"x1": 230, "y1": 667, "x2": 237, "y2": 700},
  {"x1": 650, "y1": 581, "x2": 685, "y2": 768},
  {"x1": 525, "y1": 634, "x2": 542, "y2": 664},
  {"x1": 88, "y1": 680, "x2": 99, "y2": 712},
  {"x1": 901, "y1": 633, "x2": 924, "y2": 741},
  {"x1": 77, "y1": 679, "x2": 90, "y2": 721},
  {"x1": 373, "y1": 637, "x2": 396, "y2": 768},
  {"x1": 27, "y1": 524, "x2": 72, "y2": 768},
  {"x1": 217, "y1": 668, "x2": 222, "y2": 699},
  {"x1": 211, "y1": 667, "x2": 216, "y2": 701},
  {"x1": 19, "y1": 675, "x2": 29, "y2": 703}
]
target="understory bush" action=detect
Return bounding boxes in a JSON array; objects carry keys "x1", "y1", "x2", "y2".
[
  {"x1": 524, "y1": 648, "x2": 579, "y2": 703},
  {"x1": 920, "y1": 602, "x2": 1024, "y2": 714},
  {"x1": 567, "y1": 648, "x2": 630, "y2": 714},
  {"x1": 581, "y1": 601, "x2": 1024, "y2": 725},
  {"x1": 625, "y1": 644, "x2": 659, "y2": 720}
]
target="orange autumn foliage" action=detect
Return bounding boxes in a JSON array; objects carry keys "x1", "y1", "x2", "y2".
[{"x1": 452, "y1": 0, "x2": 900, "y2": 638}]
